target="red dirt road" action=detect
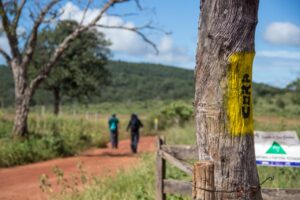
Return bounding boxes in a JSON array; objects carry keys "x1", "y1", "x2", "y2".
[{"x1": 0, "y1": 136, "x2": 155, "y2": 200}]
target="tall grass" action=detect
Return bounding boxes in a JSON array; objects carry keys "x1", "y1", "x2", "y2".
[
  {"x1": 1, "y1": 100, "x2": 165, "y2": 167},
  {"x1": 0, "y1": 113, "x2": 109, "y2": 167},
  {"x1": 57, "y1": 114, "x2": 300, "y2": 200},
  {"x1": 57, "y1": 154, "x2": 190, "y2": 200}
]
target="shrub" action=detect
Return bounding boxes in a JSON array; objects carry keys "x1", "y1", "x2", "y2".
[
  {"x1": 275, "y1": 98, "x2": 285, "y2": 109},
  {"x1": 0, "y1": 115, "x2": 109, "y2": 167},
  {"x1": 147, "y1": 101, "x2": 193, "y2": 130}
]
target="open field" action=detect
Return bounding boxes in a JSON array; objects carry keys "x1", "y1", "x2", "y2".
[{"x1": 1, "y1": 100, "x2": 299, "y2": 200}]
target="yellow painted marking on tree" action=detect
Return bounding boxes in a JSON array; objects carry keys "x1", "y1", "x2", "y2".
[{"x1": 227, "y1": 52, "x2": 255, "y2": 136}]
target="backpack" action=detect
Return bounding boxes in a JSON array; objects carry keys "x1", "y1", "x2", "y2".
[
  {"x1": 131, "y1": 118, "x2": 139, "y2": 131},
  {"x1": 110, "y1": 121, "x2": 117, "y2": 131}
]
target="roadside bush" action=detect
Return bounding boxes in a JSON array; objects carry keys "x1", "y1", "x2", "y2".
[
  {"x1": 275, "y1": 98, "x2": 285, "y2": 109},
  {"x1": 148, "y1": 101, "x2": 193, "y2": 130},
  {"x1": 0, "y1": 115, "x2": 108, "y2": 167},
  {"x1": 0, "y1": 117, "x2": 12, "y2": 138}
]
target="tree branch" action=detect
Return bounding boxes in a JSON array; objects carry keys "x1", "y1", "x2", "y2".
[
  {"x1": 0, "y1": 0, "x2": 21, "y2": 61},
  {"x1": 22, "y1": 0, "x2": 60, "y2": 69},
  {"x1": 29, "y1": 0, "x2": 128, "y2": 90},
  {"x1": 134, "y1": 0, "x2": 142, "y2": 10},
  {"x1": 0, "y1": 48, "x2": 11, "y2": 63},
  {"x1": 80, "y1": 0, "x2": 92, "y2": 25},
  {"x1": 97, "y1": 24, "x2": 159, "y2": 54},
  {"x1": 12, "y1": 0, "x2": 27, "y2": 29}
]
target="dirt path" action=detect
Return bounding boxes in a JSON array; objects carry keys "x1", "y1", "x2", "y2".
[{"x1": 0, "y1": 136, "x2": 156, "y2": 200}]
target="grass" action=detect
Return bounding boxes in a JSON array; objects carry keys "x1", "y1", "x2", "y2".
[
  {"x1": 56, "y1": 113, "x2": 300, "y2": 200},
  {"x1": 0, "y1": 100, "x2": 191, "y2": 167},
  {"x1": 0, "y1": 114, "x2": 110, "y2": 167},
  {"x1": 64, "y1": 154, "x2": 156, "y2": 200},
  {"x1": 1, "y1": 100, "x2": 300, "y2": 199},
  {"x1": 55, "y1": 154, "x2": 190, "y2": 200},
  {"x1": 0, "y1": 101, "x2": 162, "y2": 167}
]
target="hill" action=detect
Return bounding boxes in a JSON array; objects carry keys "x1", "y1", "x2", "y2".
[
  {"x1": 0, "y1": 61, "x2": 286, "y2": 107},
  {"x1": 100, "y1": 61, "x2": 194, "y2": 101}
]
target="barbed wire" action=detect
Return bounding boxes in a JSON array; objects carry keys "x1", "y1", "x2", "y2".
[{"x1": 193, "y1": 175, "x2": 274, "y2": 195}]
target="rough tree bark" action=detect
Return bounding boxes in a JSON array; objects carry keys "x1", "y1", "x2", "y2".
[
  {"x1": 194, "y1": 0, "x2": 262, "y2": 199},
  {"x1": 11, "y1": 60, "x2": 33, "y2": 137}
]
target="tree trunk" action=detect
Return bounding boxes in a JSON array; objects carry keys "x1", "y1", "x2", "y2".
[
  {"x1": 11, "y1": 61, "x2": 32, "y2": 137},
  {"x1": 13, "y1": 95, "x2": 31, "y2": 137},
  {"x1": 194, "y1": 0, "x2": 262, "y2": 199},
  {"x1": 53, "y1": 87, "x2": 60, "y2": 115}
]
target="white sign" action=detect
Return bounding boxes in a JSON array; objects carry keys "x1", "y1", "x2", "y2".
[{"x1": 255, "y1": 131, "x2": 300, "y2": 167}]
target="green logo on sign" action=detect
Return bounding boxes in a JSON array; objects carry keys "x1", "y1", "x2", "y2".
[{"x1": 266, "y1": 141, "x2": 286, "y2": 154}]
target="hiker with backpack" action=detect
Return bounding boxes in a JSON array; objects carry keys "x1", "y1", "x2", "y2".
[
  {"x1": 108, "y1": 114, "x2": 119, "y2": 149},
  {"x1": 127, "y1": 114, "x2": 143, "y2": 153}
]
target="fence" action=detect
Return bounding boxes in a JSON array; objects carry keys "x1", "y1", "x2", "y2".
[{"x1": 155, "y1": 136, "x2": 300, "y2": 200}]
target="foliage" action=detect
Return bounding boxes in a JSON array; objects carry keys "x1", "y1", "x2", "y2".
[
  {"x1": 1, "y1": 61, "x2": 299, "y2": 109},
  {"x1": 0, "y1": 114, "x2": 109, "y2": 167},
  {"x1": 58, "y1": 154, "x2": 190, "y2": 200},
  {"x1": 0, "y1": 61, "x2": 195, "y2": 106},
  {"x1": 99, "y1": 61, "x2": 195, "y2": 102},
  {"x1": 287, "y1": 78, "x2": 300, "y2": 105},
  {"x1": 0, "y1": 65, "x2": 14, "y2": 107},
  {"x1": 252, "y1": 83, "x2": 285, "y2": 97},
  {"x1": 30, "y1": 20, "x2": 110, "y2": 113},
  {"x1": 147, "y1": 101, "x2": 194, "y2": 130}
]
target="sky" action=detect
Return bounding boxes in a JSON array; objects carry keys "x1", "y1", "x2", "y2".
[{"x1": 0, "y1": 0, "x2": 300, "y2": 87}]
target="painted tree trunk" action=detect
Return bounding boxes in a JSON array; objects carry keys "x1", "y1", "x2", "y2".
[
  {"x1": 53, "y1": 88, "x2": 60, "y2": 115},
  {"x1": 194, "y1": 0, "x2": 262, "y2": 199}
]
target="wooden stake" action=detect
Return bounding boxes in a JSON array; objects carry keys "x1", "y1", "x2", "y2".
[
  {"x1": 193, "y1": 161, "x2": 215, "y2": 200},
  {"x1": 156, "y1": 136, "x2": 166, "y2": 200}
]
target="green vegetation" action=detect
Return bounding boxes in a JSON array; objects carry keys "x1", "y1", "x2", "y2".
[
  {"x1": 0, "y1": 114, "x2": 109, "y2": 167},
  {"x1": 31, "y1": 20, "x2": 110, "y2": 115},
  {"x1": 1, "y1": 61, "x2": 299, "y2": 116},
  {"x1": 56, "y1": 154, "x2": 190, "y2": 200},
  {"x1": 146, "y1": 101, "x2": 194, "y2": 130},
  {"x1": 54, "y1": 102, "x2": 300, "y2": 200},
  {"x1": 99, "y1": 61, "x2": 194, "y2": 102},
  {"x1": 1, "y1": 57, "x2": 299, "y2": 197},
  {"x1": 0, "y1": 61, "x2": 194, "y2": 107}
]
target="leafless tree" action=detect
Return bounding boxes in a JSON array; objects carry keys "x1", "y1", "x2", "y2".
[
  {"x1": 0, "y1": 0, "x2": 159, "y2": 137},
  {"x1": 194, "y1": 0, "x2": 262, "y2": 199}
]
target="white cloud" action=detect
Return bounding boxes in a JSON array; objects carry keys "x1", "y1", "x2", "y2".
[
  {"x1": 253, "y1": 57, "x2": 300, "y2": 87},
  {"x1": 264, "y1": 22, "x2": 300, "y2": 46},
  {"x1": 257, "y1": 50, "x2": 300, "y2": 60},
  {"x1": 145, "y1": 36, "x2": 193, "y2": 65},
  {"x1": 59, "y1": 2, "x2": 193, "y2": 66},
  {"x1": 60, "y1": 2, "x2": 152, "y2": 54}
]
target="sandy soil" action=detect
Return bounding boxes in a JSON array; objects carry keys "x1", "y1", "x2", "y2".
[{"x1": 0, "y1": 136, "x2": 156, "y2": 200}]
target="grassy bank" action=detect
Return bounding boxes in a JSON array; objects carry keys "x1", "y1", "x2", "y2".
[
  {"x1": 56, "y1": 114, "x2": 300, "y2": 200},
  {"x1": 0, "y1": 114, "x2": 109, "y2": 167},
  {"x1": 0, "y1": 100, "x2": 190, "y2": 167}
]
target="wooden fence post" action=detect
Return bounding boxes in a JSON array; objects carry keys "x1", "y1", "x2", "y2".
[
  {"x1": 193, "y1": 161, "x2": 215, "y2": 200},
  {"x1": 156, "y1": 136, "x2": 166, "y2": 200}
]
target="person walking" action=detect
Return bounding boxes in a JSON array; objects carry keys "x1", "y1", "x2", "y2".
[
  {"x1": 127, "y1": 114, "x2": 143, "y2": 153},
  {"x1": 108, "y1": 114, "x2": 119, "y2": 149}
]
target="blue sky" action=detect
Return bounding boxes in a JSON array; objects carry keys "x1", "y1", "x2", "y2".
[
  {"x1": 110, "y1": 0, "x2": 300, "y2": 87},
  {"x1": 1, "y1": 0, "x2": 300, "y2": 87}
]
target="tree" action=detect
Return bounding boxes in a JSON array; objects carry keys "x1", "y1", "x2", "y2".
[
  {"x1": 287, "y1": 78, "x2": 300, "y2": 105},
  {"x1": 194, "y1": 0, "x2": 262, "y2": 199},
  {"x1": 32, "y1": 20, "x2": 110, "y2": 115},
  {"x1": 0, "y1": 0, "x2": 158, "y2": 137}
]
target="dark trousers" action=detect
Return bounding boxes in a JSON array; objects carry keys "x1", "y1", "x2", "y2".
[
  {"x1": 110, "y1": 130, "x2": 118, "y2": 148},
  {"x1": 131, "y1": 131, "x2": 139, "y2": 153}
]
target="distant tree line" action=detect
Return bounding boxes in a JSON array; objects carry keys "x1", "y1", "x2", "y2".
[{"x1": 1, "y1": 61, "x2": 299, "y2": 108}]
